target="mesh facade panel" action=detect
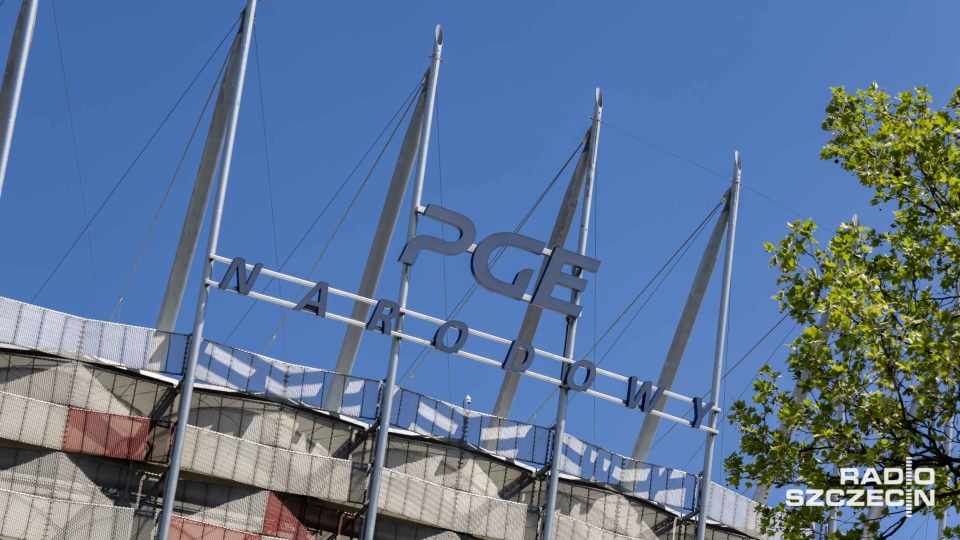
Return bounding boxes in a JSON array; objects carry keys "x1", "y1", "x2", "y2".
[
  {"x1": 0, "y1": 354, "x2": 171, "y2": 418},
  {"x1": 558, "y1": 433, "x2": 698, "y2": 510},
  {"x1": 189, "y1": 393, "x2": 353, "y2": 458},
  {"x1": 0, "y1": 297, "x2": 188, "y2": 374},
  {"x1": 554, "y1": 480, "x2": 675, "y2": 538},
  {"x1": 553, "y1": 512, "x2": 658, "y2": 540},
  {"x1": 195, "y1": 341, "x2": 380, "y2": 420},
  {"x1": 0, "y1": 449, "x2": 115, "y2": 505},
  {"x1": 392, "y1": 389, "x2": 553, "y2": 466},
  {"x1": 0, "y1": 487, "x2": 134, "y2": 539},
  {"x1": 169, "y1": 516, "x2": 261, "y2": 540},
  {"x1": 0, "y1": 391, "x2": 68, "y2": 450},
  {"x1": 262, "y1": 492, "x2": 312, "y2": 540},
  {"x1": 384, "y1": 436, "x2": 524, "y2": 499},
  {"x1": 378, "y1": 469, "x2": 531, "y2": 540},
  {"x1": 181, "y1": 426, "x2": 361, "y2": 504},
  {"x1": 706, "y1": 483, "x2": 763, "y2": 538},
  {"x1": 172, "y1": 481, "x2": 269, "y2": 534},
  {"x1": 63, "y1": 408, "x2": 165, "y2": 462}
]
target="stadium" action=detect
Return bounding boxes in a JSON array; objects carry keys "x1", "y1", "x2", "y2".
[
  {"x1": 0, "y1": 295, "x2": 764, "y2": 539},
  {"x1": 0, "y1": 0, "x2": 782, "y2": 539}
]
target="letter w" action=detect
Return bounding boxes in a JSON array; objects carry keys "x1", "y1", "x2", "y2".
[
  {"x1": 625, "y1": 377, "x2": 665, "y2": 411},
  {"x1": 218, "y1": 257, "x2": 263, "y2": 296}
]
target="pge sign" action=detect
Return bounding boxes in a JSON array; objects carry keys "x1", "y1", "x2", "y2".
[{"x1": 400, "y1": 204, "x2": 600, "y2": 318}]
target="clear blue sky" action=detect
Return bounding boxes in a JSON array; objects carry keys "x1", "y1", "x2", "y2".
[{"x1": 1, "y1": 0, "x2": 958, "y2": 520}]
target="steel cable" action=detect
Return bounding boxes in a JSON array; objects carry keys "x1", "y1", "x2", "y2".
[
  {"x1": 220, "y1": 79, "x2": 424, "y2": 343},
  {"x1": 30, "y1": 15, "x2": 242, "y2": 303}
]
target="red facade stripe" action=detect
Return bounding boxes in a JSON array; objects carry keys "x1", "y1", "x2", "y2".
[
  {"x1": 263, "y1": 492, "x2": 313, "y2": 540},
  {"x1": 170, "y1": 516, "x2": 262, "y2": 540},
  {"x1": 62, "y1": 407, "x2": 169, "y2": 461}
]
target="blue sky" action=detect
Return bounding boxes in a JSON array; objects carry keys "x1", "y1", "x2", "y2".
[{"x1": 1, "y1": 0, "x2": 958, "y2": 523}]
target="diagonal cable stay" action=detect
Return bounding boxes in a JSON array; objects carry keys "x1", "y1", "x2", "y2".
[
  {"x1": 31, "y1": 16, "x2": 242, "y2": 304},
  {"x1": 220, "y1": 79, "x2": 425, "y2": 343}
]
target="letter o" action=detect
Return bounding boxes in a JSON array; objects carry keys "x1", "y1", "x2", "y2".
[
  {"x1": 563, "y1": 360, "x2": 597, "y2": 392},
  {"x1": 914, "y1": 468, "x2": 935, "y2": 486},
  {"x1": 433, "y1": 320, "x2": 469, "y2": 353}
]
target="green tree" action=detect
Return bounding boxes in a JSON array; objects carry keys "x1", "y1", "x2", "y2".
[{"x1": 726, "y1": 84, "x2": 960, "y2": 539}]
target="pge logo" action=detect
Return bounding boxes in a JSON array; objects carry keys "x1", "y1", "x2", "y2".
[{"x1": 785, "y1": 458, "x2": 934, "y2": 516}]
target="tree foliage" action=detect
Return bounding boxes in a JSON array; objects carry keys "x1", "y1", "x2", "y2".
[{"x1": 726, "y1": 84, "x2": 960, "y2": 539}]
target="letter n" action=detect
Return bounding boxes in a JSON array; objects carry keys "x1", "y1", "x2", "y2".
[{"x1": 218, "y1": 257, "x2": 263, "y2": 296}]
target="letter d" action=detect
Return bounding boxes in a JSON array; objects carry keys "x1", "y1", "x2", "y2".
[{"x1": 502, "y1": 339, "x2": 535, "y2": 373}]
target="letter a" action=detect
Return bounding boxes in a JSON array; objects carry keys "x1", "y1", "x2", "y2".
[
  {"x1": 294, "y1": 281, "x2": 329, "y2": 317},
  {"x1": 218, "y1": 257, "x2": 263, "y2": 296}
]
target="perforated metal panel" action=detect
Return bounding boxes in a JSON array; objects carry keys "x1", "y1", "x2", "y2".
[
  {"x1": 378, "y1": 469, "x2": 529, "y2": 540},
  {"x1": 0, "y1": 391, "x2": 67, "y2": 450},
  {"x1": 0, "y1": 487, "x2": 134, "y2": 539}
]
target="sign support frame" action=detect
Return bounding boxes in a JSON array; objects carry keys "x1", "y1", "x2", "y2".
[
  {"x1": 155, "y1": 3, "x2": 257, "y2": 538},
  {"x1": 541, "y1": 88, "x2": 602, "y2": 539},
  {"x1": 694, "y1": 152, "x2": 741, "y2": 540},
  {"x1": 360, "y1": 25, "x2": 443, "y2": 540}
]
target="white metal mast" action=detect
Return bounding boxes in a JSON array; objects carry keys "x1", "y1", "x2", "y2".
[
  {"x1": 324, "y1": 74, "x2": 430, "y2": 411},
  {"x1": 0, "y1": 0, "x2": 39, "y2": 200},
  {"x1": 155, "y1": 15, "x2": 248, "y2": 334},
  {"x1": 361, "y1": 25, "x2": 443, "y2": 540},
  {"x1": 632, "y1": 200, "x2": 728, "y2": 462},
  {"x1": 695, "y1": 152, "x2": 741, "y2": 540},
  {"x1": 541, "y1": 88, "x2": 602, "y2": 539},
  {"x1": 155, "y1": 1, "x2": 257, "y2": 537},
  {"x1": 490, "y1": 133, "x2": 591, "y2": 422}
]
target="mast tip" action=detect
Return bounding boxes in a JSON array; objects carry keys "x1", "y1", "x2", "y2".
[
  {"x1": 435, "y1": 25, "x2": 443, "y2": 46},
  {"x1": 595, "y1": 88, "x2": 602, "y2": 108}
]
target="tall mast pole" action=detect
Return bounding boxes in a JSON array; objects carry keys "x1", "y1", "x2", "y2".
[
  {"x1": 324, "y1": 76, "x2": 429, "y2": 411},
  {"x1": 489, "y1": 135, "x2": 590, "y2": 423},
  {"x1": 541, "y1": 88, "x2": 602, "y2": 539},
  {"x1": 156, "y1": 20, "x2": 242, "y2": 333},
  {"x1": 632, "y1": 201, "x2": 728, "y2": 462},
  {"x1": 155, "y1": 1, "x2": 257, "y2": 538},
  {"x1": 361, "y1": 25, "x2": 442, "y2": 540},
  {"x1": 695, "y1": 151, "x2": 741, "y2": 540},
  {"x1": 0, "y1": 0, "x2": 39, "y2": 200}
]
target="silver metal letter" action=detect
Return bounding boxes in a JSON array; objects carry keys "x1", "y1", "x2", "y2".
[
  {"x1": 366, "y1": 299, "x2": 400, "y2": 335},
  {"x1": 563, "y1": 359, "x2": 596, "y2": 392},
  {"x1": 217, "y1": 257, "x2": 262, "y2": 296},
  {"x1": 433, "y1": 319, "x2": 468, "y2": 353},
  {"x1": 625, "y1": 377, "x2": 666, "y2": 411},
  {"x1": 690, "y1": 397, "x2": 713, "y2": 429},
  {"x1": 471, "y1": 232, "x2": 546, "y2": 300},
  {"x1": 293, "y1": 281, "x2": 329, "y2": 317},
  {"x1": 399, "y1": 204, "x2": 476, "y2": 265},
  {"x1": 531, "y1": 247, "x2": 600, "y2": 318},
  {"x1": 502, "y1": 339, "x2": 535, "y2": 373}
]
